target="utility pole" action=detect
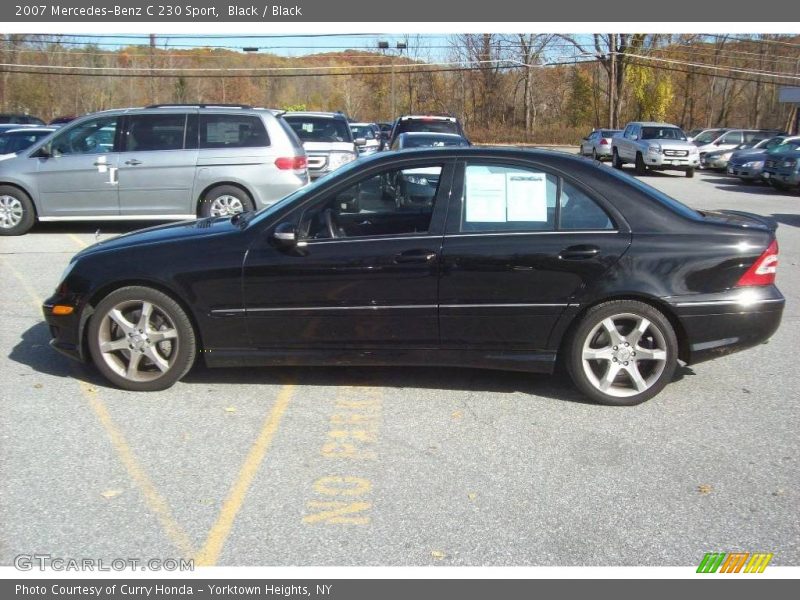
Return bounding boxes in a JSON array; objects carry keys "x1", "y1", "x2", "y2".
[{"x1": 378, "y1": 41, "x2": 406, "y2": 119}]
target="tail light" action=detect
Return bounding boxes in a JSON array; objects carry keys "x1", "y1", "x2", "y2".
[
  {"x1": 736, "y1": 239, "x2": 779, "y2": 287},
  {"x1": 275, "y1": 156, "x2": 307, "y2": 171},
  {"x1": 600, "y1": 138, "x2": 609, "y2": 146}
]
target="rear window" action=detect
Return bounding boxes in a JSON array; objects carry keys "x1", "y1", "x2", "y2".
[
  {"x1": 199, "y1": 114, "x2": 270, "y2": 149},
  {"x1": 284, "y1": 116, "x2": 352, "y2": 143},
  {"x1": 600, "y1": 130, "x2": 619, "y2": 137},
  {"x1": 350, "y1": 125, "x2": 376, "y2": 139},
  {"x1": 401, "y1": 135, "x2": 468, "y2": 148},
  {"x1": 396, "y1": 118, "x2": 459, "y2": 136}
]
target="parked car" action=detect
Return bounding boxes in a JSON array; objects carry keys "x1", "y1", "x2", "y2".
[
  {"x1": 350, "y1": 122, "x2": 383, "y2": 155},
  {"x1": 377, "y1": 122, "x2": 393, "y2": 141},
  {"x1": 726, "y1": 136, "x2": 800, "y2": 182},
  {"x1": 612, "y1": 122, "x2": 700, "y2": 177},
  {"x1": 763, "y1": 145, "x2": 800, "y2": 191},
  {"x1": 579, "y1": 129, "x2": 621, "y2": 161},
  {"x1": 700, "y1": 132, "x2": 777, "y2": 170},
  {"x1": 43, "y1": 148, "x2": 783, "y2": 406},
  {"x1": 283, "y1": 111, "x2": 359, "y2": 179},
  {"x1": 0, "y1": 104, "x2": 309, "y2": 236},
  {"x1": 390, "y1": 132, "x2": 470, "y2": 150},
  {"x1": 765, "y1": 149, "x2": 800, "y2": 191},
  {"x1": 685, "y1": 128, "x2": 706, "y2": 142},
  {"x1": 0, "y1": 127, "x2": 57, "y2": 155},
  {"x1": 693, "y1": 129, "x2": 784, "y2": 165},
  {"x1": 0, "y1": 123, "x2": 36, "y2": 135},
  {"x1": 0, "y1": 113, "x2": 46, "y2": 126},
  {"x1": 388, "y1": 114, "x2": 467, "y2": 147}
]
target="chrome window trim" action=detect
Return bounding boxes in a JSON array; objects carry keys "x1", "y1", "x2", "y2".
[
  {"x1": 211, "y1": 301, "x2": 573, "y2": 316},
  {"x1": 302, "y1": 234, "x2": 442, "y2": 245},
  {"x1": 674, "y1": 298, "x2": 784, "y2": 307},
  {"x1": 445, "y1": 230, "x2": 619, "y2": 238}
]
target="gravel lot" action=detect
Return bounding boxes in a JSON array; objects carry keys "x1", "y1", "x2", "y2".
[{"x1": 1, "y1": 160, "x2": 798, "y2": 567}]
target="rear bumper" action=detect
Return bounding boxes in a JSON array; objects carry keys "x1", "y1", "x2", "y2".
[{"x1": 668, "y1": 287, "x2": 784, "y2": 364}]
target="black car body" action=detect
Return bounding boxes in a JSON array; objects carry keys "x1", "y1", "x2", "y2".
[
  {"x1": 44, "y1": 148, "x2": 784, "y2": 405},
  {"x1": 388, "y1": 115, "x2": 467, "y2": 147}
]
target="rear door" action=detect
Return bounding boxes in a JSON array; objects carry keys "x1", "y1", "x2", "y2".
[
  {"x1": 439, "y1": 158, "x2": 632, "y2": 351},
  {"x1": 117, "y1": 111, "x2": 198, "y2": 216}
]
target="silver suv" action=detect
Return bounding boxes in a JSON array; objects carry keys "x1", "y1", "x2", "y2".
[
  {"x1": 0, "y1": 104, "x2": 309, "y2": 236},
  {"x1": 282, "y1": 111, "x2": 359, "y2": 179},
  {"x1": 612, "y1": 122, "x2": 700, "y2": 177}
]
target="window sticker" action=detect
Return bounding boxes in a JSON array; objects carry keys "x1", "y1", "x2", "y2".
[
  {"x1": 465, "y1": 172, "x2": 506, "y2": 222},
  {"x1": 465, "y1": 169, "x2": 549, "y2": 223},
  {"x1": 506, "y1": 173, "x2": 548, "y2": 222},
  {"x1": 302, "y1": 122, "x2": 314, "y2": 133}
]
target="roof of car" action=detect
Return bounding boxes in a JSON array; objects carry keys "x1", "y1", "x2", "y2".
[
  {"x1": 399, "y1": 132, "x2": 465, "y2": 138},
  {"x1": 284, "y1": 111, "x2": 349, "y2": 119},
  {"x1": 628, "y1": 122, "x2": 682, "y2": 128},
  {"x1": 349, "y1": 122, "x2": 377, "y2": 127},
  {"x1": 0, "y1": 127, "x2": 56, "y2": 134}
]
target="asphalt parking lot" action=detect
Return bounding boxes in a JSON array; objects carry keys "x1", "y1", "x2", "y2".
[{"x1": 1, "y1": 161, "x2": 798, "y2": 568}]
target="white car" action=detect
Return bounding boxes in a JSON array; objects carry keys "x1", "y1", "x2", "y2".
[{"x1": 612, "y1": 122, "x2": 700, "y2": 177}]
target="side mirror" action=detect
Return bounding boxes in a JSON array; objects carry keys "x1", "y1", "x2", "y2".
[
  {"x1": 271, "y1": 222, "x2": 297, "y2": 247},
  {"x1": 35, "y1": 142, "x2": 52, "y2": 158},
  {"x1": 354, "y1": 138, "x2": 367, "y2": 147},
  {"x1": 631, "y1": 134, "x2": 638, "y2": 141}
]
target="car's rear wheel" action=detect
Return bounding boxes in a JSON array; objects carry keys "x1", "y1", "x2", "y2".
[
  {"x1": 566, "y1": 300, "x2": 678, "y2": 406},
  {"x1": 87, "y1": 286, "x2": 197, "y2": 391},
  {"x1": 634, "y1": 153, "x2": 647, "y2": 175},
  {"x1": 686, "y1": 168, "x2": 695, "y2": 178},
  {"x1": 612, "y1": 149, "x2": 623, "y2": 169},
  {"x1": 199, "y1": 185, "x2": 255, "y2": 218},
  {"x1": 770, "y1": 180, "x2": 787, "y2": 191},
  {"x1": 591, "y1": 149, "x2": 599, "y2": 161},
  {"x1": 0, "y1": 185, "x2": 35, "y2": 236}
]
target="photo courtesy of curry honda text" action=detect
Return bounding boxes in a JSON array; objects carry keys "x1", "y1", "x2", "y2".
[{"x1": 43, "y1": 148, "x2": 784, "y2": 406}]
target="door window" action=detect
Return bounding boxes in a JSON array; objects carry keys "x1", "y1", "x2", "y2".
[
  {"x1": 461, "y1": 164, "x2": 557, "y2": 232},
  {"x1": 559, "y1": 181, "x2": 615, "y2": 230},
  {"x1": 50, "y1": 116, "x2": 118, "y2": 155},
  {"x1": 720, "y1": 131, "x2": 743, "y2": 144},
  {"x1": 298, "y1": 164, "x2": 444, "y2": 240},
  {"x1": 124, "y1": 113, "x2": 187, "y2": 151}
]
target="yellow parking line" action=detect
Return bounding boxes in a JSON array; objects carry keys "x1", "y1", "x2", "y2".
[
  {"x1": 67, "y1": 234, "x2": 88, "y2": 249},
  {"x1": 2, "y1": 252, "x2": 195, "y2": 556},
  {"x1": 79, "y1": 382, "x2": 197, "y2": 558},
  {"x1": 0, "y1": 255, "x2": 44, "y2": 309},
  {"x1": 194, "y1": 383, "x2": 295, "y2": 566}
]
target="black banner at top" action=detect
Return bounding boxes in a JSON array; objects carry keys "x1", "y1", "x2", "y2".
[{"x1": 3, "y1": 0, "x2": 800, "y2": 22}]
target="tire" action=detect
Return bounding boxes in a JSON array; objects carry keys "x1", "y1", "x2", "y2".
[
  {"x1": 199, "y1": 185, "x2": 255, "y2": 218},
  {"x1": 739, "y1": 178, "x2": 754, "y2": 185},
  {"x1": 685, "y1": 168, "x2": 695, "y2": 178},
  {"x1": 591, "y1": 149, "x2": 599, "y2": 162},
  {"x1": 634, "y1": 153, "x2": 647, "y2": 175},
  {"x1": 565, "y1": 300, "x2": 678, "y2": 406},
  {"x1": 0, "y1": 185, "x2": 36, "y2": 236},
  {"x1": 769, "y1": 180, "x2": 787, "y2": 191},
  {"x1": 87, "y1": 286, "x2": 197, "y2": 392},
  {"x1": 612, "y1": 149, "x2": 623, "y2": 169}
]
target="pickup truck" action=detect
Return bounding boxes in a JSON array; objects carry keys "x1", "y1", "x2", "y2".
[{"x1": 612, "y1": 121, "x2": 700, "y2": 177}]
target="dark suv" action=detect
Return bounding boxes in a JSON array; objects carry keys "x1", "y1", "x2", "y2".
[
  {"x1": 388, "y1": 115, "x2": 467, "y2": 147},
  {"x1": 0, "y1": 113, "x2": 45, "y2": 126}
]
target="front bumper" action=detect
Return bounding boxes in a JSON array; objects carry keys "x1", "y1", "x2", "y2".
[
  {"x1": 668, "y1": 286, "x2": 784, "y2": 364},
  {"x1": 766, "y1": 169, "x2": 800, "y2": 186},
  {"x1": 727, "y1": 164, "x2": 764, "y2": 180},
  {"x1": 42, "y1": 292, "x2": 90, "y2": 362},
  {"x1": 645, "y1": 154, "x2": 700, "y2": 169},
  {"x1": 702, "y1": 156, "x2": 729, "y2": 170}
]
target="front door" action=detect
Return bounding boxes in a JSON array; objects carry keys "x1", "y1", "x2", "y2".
[
  {"x1": 242, "y1": 159, "x2": 454, "y2": 349},
  {"x1": 34, "y1": 114, "x2": 121, "y2": 216}
]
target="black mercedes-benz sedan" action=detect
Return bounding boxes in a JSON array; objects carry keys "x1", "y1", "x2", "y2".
[{"x1": 43, "y1": 148, "x2": 784, "y2": 405}]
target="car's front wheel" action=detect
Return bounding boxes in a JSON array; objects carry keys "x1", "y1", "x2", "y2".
[
  {"x1": 634, "y1": 153, "x2": 647, "y2": 175},
  {"x1": 686, "y1": 168, "x2": 695, "y2": 178},
  {"x1": 87, "y1": 286, "x2": 197, "y2": 391},
  {"x1": 566, "y1": 300, "x2": 678, "y2": 406}
]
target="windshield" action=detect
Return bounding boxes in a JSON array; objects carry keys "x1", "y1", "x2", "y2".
[
  {"x1": 402, "y1": 135, "x2": 468, "y2": 148},
  {"x1": 0, "y1": 130, "x2": 51, "y2": 154},
  {"x1": 350, "y1": 125, "x2": 375, "y2": 139},
  {"x1": 600, "y1": 130, "x2": 620, "y2": 138},
  {"x1": 640, "y1": 127, "x2": 687, "y2": 141},
  {"x1": 767, "y1": 140, "x2": 800, "y2": 154},
  {"x1": 284, "y1": 116, "x2": 352, "y2": 143},
  {"x1": 693, "y1": 129, "x2": 725, "y2": 144}
]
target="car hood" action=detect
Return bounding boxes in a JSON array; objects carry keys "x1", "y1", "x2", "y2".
[
  {"x1": 729, "y1": 149, "x2": 767, "y2": 162},
  {"x1": 73, "y1": 216, "x2": 242, "y2": 259}
]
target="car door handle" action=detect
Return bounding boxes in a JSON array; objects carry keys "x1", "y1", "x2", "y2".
[
  {"x1": 124, "y1": 159, "x2": 142, "y2": 166},
  {"x1": 559, "y1": 245, "x2": 601, "y2": 260},
  {"x1": 394, "y1": 249, "x2": 437, "y2": 264}
]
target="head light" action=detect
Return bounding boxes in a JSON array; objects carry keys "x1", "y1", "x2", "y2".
[
  {"x1": 743, "y1": 160, "x2": 764, "y2": 168},
  {"x1": 647, "y1": 144, "x2": 662, "y2": 154}
]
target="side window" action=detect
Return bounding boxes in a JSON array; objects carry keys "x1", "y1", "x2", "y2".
[
  {"x1": 461, "y1": 164, "x2": 557, "y2": 233},
  {"x1": 199, "y1": 114, "x2": 270, "y2": 149},
  {"x1": 125, "y1": 113, "x2": 187, "y2": 152},
  {"x1": 559, "y1": 181, "x2": 615, "y2": 230},
  {"x1": 51, "y1": 116, "x2": 118, "y2": 156},
  {"x1": 298, "y1": 163, "x2": 444, "y2": 240},
  {"x1": 720, "y1": 131, "x2": 742, "y2": 144}
]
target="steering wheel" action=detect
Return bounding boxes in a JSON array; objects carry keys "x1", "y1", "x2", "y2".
[{"x1": 323, "y1": 208, "x2": 338, "y2": 239}]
